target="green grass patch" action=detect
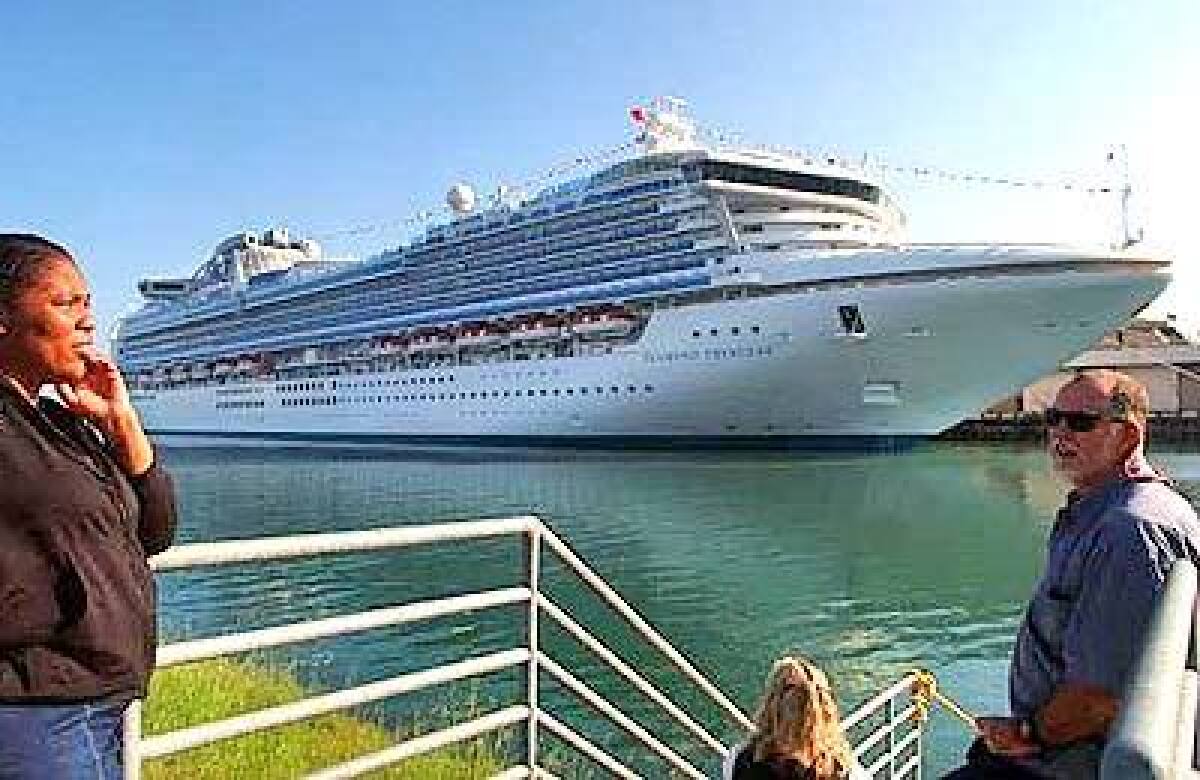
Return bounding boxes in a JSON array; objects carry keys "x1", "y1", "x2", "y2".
[{"x1": 141, "y1": 658, "x2": 507, "y2": 779}]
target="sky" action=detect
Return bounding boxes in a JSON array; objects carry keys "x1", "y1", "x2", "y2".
[{"x1": 2, "y1": 1, "x2": 1197, "y2": 339}]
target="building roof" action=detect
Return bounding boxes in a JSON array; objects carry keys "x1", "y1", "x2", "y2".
[{"x1": 1066, "y1": 345, "x2": 1200, "y2": 369}]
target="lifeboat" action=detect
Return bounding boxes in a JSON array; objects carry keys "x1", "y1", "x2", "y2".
[
  {"x1": 456, "y1": 322, "x2": 504, "y2": 349},
  {"x1": 408, "y1": 330, "x2": 451, "y2": 354},
  {"x1": 570, "y1": 307, "x2": 639, "y2": 338},
  {"x1": 376, "y1": 335, "x2": 406, "y2": 355},
  {"x1": 509, "y1": 316, "x2": 563, "y2": 343}
]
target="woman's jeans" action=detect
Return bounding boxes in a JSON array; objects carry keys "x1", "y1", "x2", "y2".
[{"x1": 0, "y1": 697, "x2": 130, "y2": 779}]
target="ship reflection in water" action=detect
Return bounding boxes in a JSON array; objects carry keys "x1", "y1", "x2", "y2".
[{"x1": 156, "y1": 441, "x2": 1200, "y2": 774}]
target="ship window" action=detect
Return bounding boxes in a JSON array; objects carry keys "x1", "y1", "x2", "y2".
[
  {"x1": 742, "y1": 224, "x2": 764, "y2": 233},
  {"x1": 709, "y1": 328, "x2": 718, "y2": 336},
  {"x1": 644, "y1": 384, "x2": 654, "y2": 392},
  {"x1": 731, "y1": 327, "x2": 740, "y2": 335},
  {"x1": 627, "y1": 385, "x2": 636, "y2": 393},
  {"x1": 566, "y1": 388, "x2": 574, "y2": 395},
  {"x1": 611, "y1": 386, "x2": 619, "y2": 394},
  {"x1": 580, "y1": 387, "x2": 588, "y2": 395},
  {"x1": 838, "y1": 304, "x2": 866, "y2": 334},
  {"x1": 751, "y1": 325, "x2": 760, "y2": 334},
  {"x1": 552, "y1": 389, "x2": 560, "y2": 396},
  {"x1": 692, "y1": 330, "x2": 700, "y2": 338}
]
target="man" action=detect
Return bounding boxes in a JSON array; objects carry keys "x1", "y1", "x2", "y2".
[{"x1": 946, "y1": 370, "x2": 1200, "y2": 779}]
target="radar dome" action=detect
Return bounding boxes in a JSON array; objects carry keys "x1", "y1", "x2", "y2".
[{"x1": 447, "y1": 183, "x2": 476, "y2": 214}]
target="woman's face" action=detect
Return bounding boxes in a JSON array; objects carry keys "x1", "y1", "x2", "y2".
[{"x1": 1, "y1": 257, "x2": 95, "y2": 386}]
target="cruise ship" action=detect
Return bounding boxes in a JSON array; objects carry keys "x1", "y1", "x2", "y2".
[{"x1": 115, "y1": 98, "x2": 1171, "y2": 448}]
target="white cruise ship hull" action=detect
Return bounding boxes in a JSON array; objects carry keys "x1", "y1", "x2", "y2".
[{"x1": 135, "y1": 254, "x2": 1167, "y2": 448}]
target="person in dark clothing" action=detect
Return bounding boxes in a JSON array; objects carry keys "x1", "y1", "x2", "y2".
[
  {"x1": 943, "y1": 370, "x2": 1200, "y2": 779},
  {"x1": 723, "y1": 656, "x2": 869, "y2": 780},
  {"x1": 0, "y1": 234, "x2": 177, "y2": 779}
]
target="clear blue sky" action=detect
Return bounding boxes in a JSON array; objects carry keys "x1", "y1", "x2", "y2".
[{"x1": 3, "y1": 1, "x2": 1197, "y2": 338}]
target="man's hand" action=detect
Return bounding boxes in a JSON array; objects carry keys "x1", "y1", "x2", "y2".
[
  {"x1": 975, "y1": 716, "x2": 1039, "y2": 758},
  {"x1": 1038, "y1": 682, "x2": 1118, "y2": 744}
]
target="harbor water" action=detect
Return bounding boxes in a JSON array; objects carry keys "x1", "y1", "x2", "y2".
[{"x1": 156, "y1": 440, "x2": 1200, "y2": 777}]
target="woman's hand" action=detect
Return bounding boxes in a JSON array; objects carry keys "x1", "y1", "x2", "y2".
[{"x1": 57, "y1": 348, "x2": 154, "y2": 475}]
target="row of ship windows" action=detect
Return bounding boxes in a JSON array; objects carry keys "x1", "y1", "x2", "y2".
[
  {"x1": 440, "y1": 179, "x2": 676, "y2": 240},
  {"x1": 278, "y1": 375, "x2": 457, "y2": 393},
  {"x1": 646, "y1": 346, "x2": 775, "y2": 362},
  {"x1": 693, "y1": 325, "x2": 762, "y2": 337},
  {"x1": 216, "y1": 400, "x2": 267, "y2": 409},
  {"x1": 278, "y1": 189, "x2": 673, "y2": 302},
  {"x1": 276, "y1": 384, "x2": 657, "y2": 407},
  {"x1": 129, "y1": 232, "x2": 697, "y2": 352},
  {"x1": 126, "y1": 246, "x2": 700, "y2": 358},
  {"x1": 128, "y1": 259, "x2": 703, "y2": 363},
  {"x1": 134, "y1": 180, "x2": 681, "y2": 332},
  {"x1": 421, "y1": 202, "x2": 666, "y2": 263}
]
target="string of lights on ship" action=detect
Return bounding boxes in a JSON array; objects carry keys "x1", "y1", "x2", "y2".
[{"x1": 314, "y1": 126, "x2": 1120, "y2": 244}]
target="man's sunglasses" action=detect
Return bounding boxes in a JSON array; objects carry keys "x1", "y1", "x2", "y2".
[{"x1": 1043, "y1": 408, "x2": 1109, "y2": 433}]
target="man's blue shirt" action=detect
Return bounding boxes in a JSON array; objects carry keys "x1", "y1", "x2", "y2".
[{"x1": 1010, "y1": 477, "x2": 1200, "y2": 719}]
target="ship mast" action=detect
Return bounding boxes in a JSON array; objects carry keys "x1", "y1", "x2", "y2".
[{"x1": 1112, "y1": 144, "x2": 1142, "y2": 249}]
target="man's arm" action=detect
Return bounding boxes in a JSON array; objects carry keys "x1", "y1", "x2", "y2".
[{"x1": 1043, "y1": 513, "x2": 1169, "y2": 744}]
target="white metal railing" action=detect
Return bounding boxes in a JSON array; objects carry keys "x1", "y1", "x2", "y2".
[
  {"x1": 125, "y1": 515, "x2": 930, "y2": 778},
  {"x1": 1102, "y1": 559, "x2": 1198, "y2": 779},
  {"x1": 125, "y1": 516, "x2": 752, "y2": 779},
  {"x1": 843, "y1": 675, "x2": 925, "y2": 780}
]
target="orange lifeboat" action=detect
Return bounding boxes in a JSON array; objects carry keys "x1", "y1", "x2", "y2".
[
  {"x1": 456, "y1": 322, "x2": 504, "y2": 348},
  {"x1": 509, "y1": 314, "x2": 564, "y2": 343},
  {"x1": 571, "y1": 306, "x2": 638, "y2": 339}
]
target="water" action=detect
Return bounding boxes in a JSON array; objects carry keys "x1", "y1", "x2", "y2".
[{"x1": 155, "y1": 440, "x2": 1200, "y2": 777}]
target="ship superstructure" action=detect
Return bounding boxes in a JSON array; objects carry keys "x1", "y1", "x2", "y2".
[{"x1": 115, "y1": 98, "x2": 1171, "y2": 446}]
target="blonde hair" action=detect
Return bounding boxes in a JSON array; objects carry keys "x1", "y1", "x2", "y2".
[{"x1": 750, "y1": 656, "x2": 853, "y2": 779}]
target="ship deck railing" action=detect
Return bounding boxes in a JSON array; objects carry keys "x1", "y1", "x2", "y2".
[
  {"x1": 1102, "y1": 559, "x2": 1200, "y2": 779},
  {"x1": 123, "y1": 515, "x2": 929, "y2": 779}
]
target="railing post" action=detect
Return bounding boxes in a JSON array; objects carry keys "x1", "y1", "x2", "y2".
[
  {"x1": 886, "y1": 696, "x2": 896, "y2": 780},
  {"x1": 526, "y1": 521, "x2": 542, "y2": 776},
  {"x1": 915, "y1": 691, "x2": 923, "y2": 780},
  {"x1": 123, "y1": 698, "x2": 142, "y2": 780}
]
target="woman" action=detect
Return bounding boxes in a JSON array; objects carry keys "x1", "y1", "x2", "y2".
[
  {"x1": 724, "y1": 656, "x2": 868, "y2": 780},
  {"x1": 0, "y1": 234, "x2": 177, "y2": 779}
]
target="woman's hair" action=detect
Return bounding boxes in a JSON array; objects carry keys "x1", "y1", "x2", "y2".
[
  {"x1": 751, "y1": 656, "x2": 854, "y2": 779},
  {"x1": 0, "y1": 234, "x2": 75, "y2": 308}
]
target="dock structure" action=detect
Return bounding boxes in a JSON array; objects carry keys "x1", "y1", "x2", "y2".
[
  {"x1": 945, "y1": 319, "x2": 1200, "y2": 443},
  {"x1": 941, "y1": 412, "x2": 1200, "y2": 443}
]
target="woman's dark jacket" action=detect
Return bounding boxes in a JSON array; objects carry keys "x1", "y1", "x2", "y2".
[
  {"x1": 732, "y1": 746, "x2": 818, "y2": 780},
  {"x1": 0, "y1": 383, "x2": 176, "y2": 702}
]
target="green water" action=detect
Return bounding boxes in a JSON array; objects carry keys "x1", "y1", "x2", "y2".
[{"x1": 156, "y1": 441, "x2": 1200, "y2": 777}]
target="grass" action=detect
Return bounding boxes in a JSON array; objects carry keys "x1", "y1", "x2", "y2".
[{"x1": 140, "y1": 658, "x2": 507, "y2": 779}]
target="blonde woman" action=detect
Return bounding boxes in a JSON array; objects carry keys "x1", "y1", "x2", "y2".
[{"x1": 723, "y1": 657, "x2": 869, "y2": 780}]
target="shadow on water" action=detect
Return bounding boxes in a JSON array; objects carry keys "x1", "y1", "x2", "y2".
[{"x1": 155, "y1": 441, "x2": 1200, "y2": 775}]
